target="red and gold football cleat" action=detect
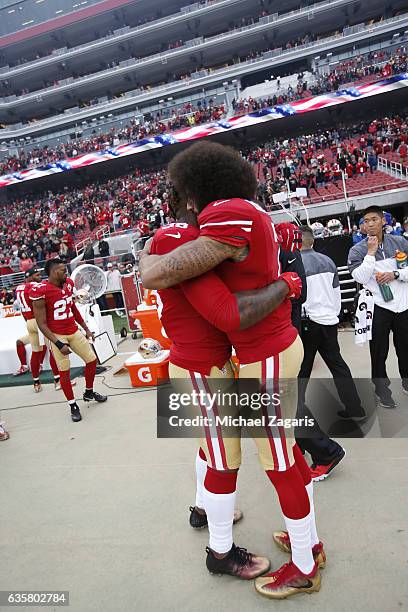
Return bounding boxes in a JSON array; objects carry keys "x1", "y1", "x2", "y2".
[
  {"x1": 272, "y1": 531, "x2": 326, "y2": 569},
  {"x1": 255, "y1": 561, "x2": 321, "y2": 600}
]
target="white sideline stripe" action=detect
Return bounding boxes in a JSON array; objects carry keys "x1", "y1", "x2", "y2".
[
  {"x1": 194, "y1": 371, "x2": 224, "y2": 470},
  {"x1": 200, "y1": 220, "x2": 253, "y2": 228},
  {"x1": 266, "y1": 356, "x2": 286, "y2": 471}
]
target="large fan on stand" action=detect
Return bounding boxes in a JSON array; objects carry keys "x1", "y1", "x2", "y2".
[{"x1": 70, "y1": 264, "x2": 107, "y2": 334}]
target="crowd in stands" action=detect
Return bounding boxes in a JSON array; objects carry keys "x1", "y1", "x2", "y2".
[
  {"x1": 0, "y1": 102, "x2": 225, "y2": 175},
  {"x1": 0, "y1": 111, "x2": 406, "y2": 281},
  {"x1": 244, "y1": 113, "x2": 407, "y2": 207},
  {"x1": 1, "y1": 42, "x2": 405, "y2": 177},
  {"x1": 0, "y1": 168, "x2": 168, "y2": 279},
  {"x1": 351, "y1": 214, "x2": 408, "y2": 244},
  {"x1": 233, "y1": 47, "x2": 407, "y2": 113}
]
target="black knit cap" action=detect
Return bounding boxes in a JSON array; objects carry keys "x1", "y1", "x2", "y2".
[{"x1": 25, "y1": 267, "x2": 39, "y2": 279}]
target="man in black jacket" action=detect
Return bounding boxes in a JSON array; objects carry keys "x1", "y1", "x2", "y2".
[
  {"x1": 280, "y1": 239, "x2": 346, "y2": 482},
  {"x1": 98, "y1": 238, "x2": 110, "y2": 260},
  {"x1": 279, "y1": 248, "x2": 306, "y2": 332},
  {"x1": 82, "y1": 241, "x2": 95, "y2": 265}
]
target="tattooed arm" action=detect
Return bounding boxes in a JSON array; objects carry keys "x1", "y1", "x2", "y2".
[
  {"x1": 181, "y1": 272, "x2": 290, "y2": 332},
  {"x1": 235, "y1": 282, "x2": 289, "y2": 329},
  {"x1": 138, "y1": 236, "x2": 240, "y2": 289}
]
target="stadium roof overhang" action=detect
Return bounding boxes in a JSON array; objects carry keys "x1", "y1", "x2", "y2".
[{"x1": 1, "y1": 9, "x2": 406, "y2": 128}]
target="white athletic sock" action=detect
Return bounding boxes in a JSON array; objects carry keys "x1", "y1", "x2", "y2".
[
  {"x1": 203, "y1": 487, "x2": 235, "y2": 554},
  {"x1": 195, "y1": 451, "x2": 207, "y2": 510},
  {"x1": 284, "y1": 512, "x2": 315, "y2": 575},
  {"x1": 305, "y1": 481, "x2": 319, "y2": 547}
]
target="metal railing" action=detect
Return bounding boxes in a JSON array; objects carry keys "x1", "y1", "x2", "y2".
[
  {"x1": 338, "y1": 265, "x2": 358, "y2": 306},
  {"x1": 0, "y1": 270, "x2": 25, "y2": 289},
  {"x1": 0, "y1": 246, "x2": 136, "y2": 289},
  {"x1": 75, "y1": 224, "x2": 111, "y2": 256},
  {"x1": 378, "y1": 156, "x2": 408, "y2": 181}
]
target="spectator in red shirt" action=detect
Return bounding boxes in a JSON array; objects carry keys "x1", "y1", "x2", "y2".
[
  {"x1": 120, "y1": 213, "x2": 131, "y2": 231},
  {"x1": 398, "y1": 143, "x2": 407, "y2": 162},
  {"x1": 345, "y1": 162, "x2": 354, "y2": 178},
  {"x1": 137, "y1": 217, "x2": 150, "y2": 236},
  {"x1": 356, "y1": 159, "x2": 368, "y2": 174},
  {"x1": 0, "y1": 259, "x2": 13, "y2": 275},
  {"x1": 19, "y1": 253, "x2": 34, "y2": 273}
]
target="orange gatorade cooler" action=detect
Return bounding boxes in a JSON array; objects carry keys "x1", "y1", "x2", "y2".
[
  {"x1": 125, "y1": 350, "x2": 170, "y2": 387},
  {"x1": 130, "y1": 305, "x2": 172, "y2": 350}
]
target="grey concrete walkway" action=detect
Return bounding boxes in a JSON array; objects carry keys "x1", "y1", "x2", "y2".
[{"x1": 1, "y1": 334, "x2": 407, "y2": 612}]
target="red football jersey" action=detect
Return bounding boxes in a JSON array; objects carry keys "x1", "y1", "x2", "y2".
[
  {"x1": 29, "y1": 278, "x2": 78, "y2": 335},
  {"x1": 121, "y1": 215, "x2": 131, "y2": 229},
  {"x1": 15, "y1": 281, "x2": 37, "y2": 321},
  {"x1": 151, "y1": 222, "x2": 232, "y2": 375},
  {"x1": 198, "y1": 198, "x2": 297, "y2": 363},
  {"x1": 138, "y1": 220, "x2": 149, "y2": 235}
]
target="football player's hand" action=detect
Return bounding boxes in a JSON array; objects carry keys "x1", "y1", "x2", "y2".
[
  {"x1": 85, "y1": 330, "x2": 95, "y2": 342},
  {"x1": 60, "y1": 344, "x2": 71, "y2": 356},
  {"x1": 275, "y1": 223, "x2": 302, "y2": 252},
  {"x1": 279, "y1": 272, "x2": 302, "y2": 299}
]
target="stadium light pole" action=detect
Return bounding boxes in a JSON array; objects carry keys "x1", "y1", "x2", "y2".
[
  {"x1": 341, "y1": 170, "x2": 352, "y2": 232},
  {"x1": 296, "y1": 188, "x2": 310, "y2": 225},
  {"x1": 285, "y1": 178, "x2": 308, "y2": 225},
  {"x1": 272, "y1": 189, "x2": 300, "y2": 226}
]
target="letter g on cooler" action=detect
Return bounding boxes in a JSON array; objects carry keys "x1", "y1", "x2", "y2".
[{"x1": 138, "y1": 366, "x2": 153, "y2": 383}]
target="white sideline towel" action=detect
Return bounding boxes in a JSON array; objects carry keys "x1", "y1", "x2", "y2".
[{"x1": 354, "y1": 289, "x2": 374, "y2": 345}]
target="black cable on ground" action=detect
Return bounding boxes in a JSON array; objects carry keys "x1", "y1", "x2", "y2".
[{"x1": 1, "y1": 386, "x2": 156, "y2": 411}]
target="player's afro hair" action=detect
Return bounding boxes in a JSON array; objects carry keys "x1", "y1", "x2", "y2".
[
  {"x1": 44, "y1": 257, "x2": 64, "y2": 277},
  {"x1": 168, "y1": 141, "x2": 257, "y2": 213}
]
